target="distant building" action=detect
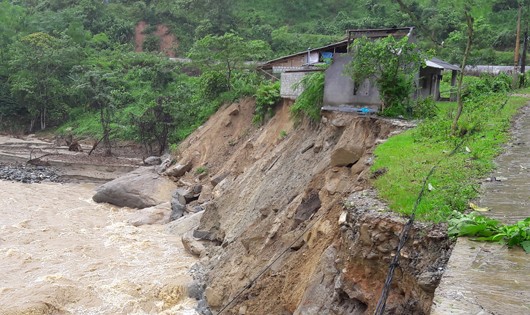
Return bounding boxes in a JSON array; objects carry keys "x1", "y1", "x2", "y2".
[
  {"x1": 259, "y1": 27, "x2": 460, "y2": 111},
  {"x1": 464, "y1": 65, "x2": 530, "y2": 76}
]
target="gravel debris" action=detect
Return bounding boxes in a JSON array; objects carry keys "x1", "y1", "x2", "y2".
[{"x1": 0, "y1": 163, "x2": 62, "y2": 184}]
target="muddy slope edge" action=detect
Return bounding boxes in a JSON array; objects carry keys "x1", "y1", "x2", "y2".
[{"x1": 175, "y1": 98, "x2": 452, "y2": 314}]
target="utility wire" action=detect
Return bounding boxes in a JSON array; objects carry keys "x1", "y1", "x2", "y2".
[
  {"x1": 373, "y1": 139, "x2": 465, "y2": 315},
  {"x1": 219, "y1": 139, "x2": 466, "y2": 315}
]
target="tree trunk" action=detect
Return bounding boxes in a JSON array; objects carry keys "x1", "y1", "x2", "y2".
[
  {"x1": 42, "y1": 107, "x2": 46, "y2": 130},
  {"x1": 227, "y1": 62, "x2": 232, "y2": 91},
  {"x1": 100, "y1": 107, "x2": 112, "y2": 156},
  {"x1": 40, "y1": 106, "x2": 45, "y2": 130},
  {"x1": 451, "y1": 9, "x2": 474, "y2": 135},
  {"x1": 521, "y1": 2, "x2": 529, "y2": 86},
  {"x1": 513, "y1": 3, "x2": 523, "y2": 88}
]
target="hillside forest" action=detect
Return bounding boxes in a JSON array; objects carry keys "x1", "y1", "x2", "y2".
[{"x1": 0, "y1": 0, "x2": 527, "y2": 154}]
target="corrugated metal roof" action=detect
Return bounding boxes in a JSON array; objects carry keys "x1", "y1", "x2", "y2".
[
  {"x1": 428, "y1": 58, "x2": 461, "y2": 71},
  {"x1": 261, "y1": 27, "x2": 415, "y2": 69},
  {"x1": 425, "y1": 60, "x2": 445, "y2": 69},
  {"x1": 260, "y1": 40, "x2": 349, "y2": 69}
]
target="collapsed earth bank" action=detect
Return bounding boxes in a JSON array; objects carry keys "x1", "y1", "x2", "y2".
[{"x1": 93, "y1": 98, "x2": 452, "y2": 314}]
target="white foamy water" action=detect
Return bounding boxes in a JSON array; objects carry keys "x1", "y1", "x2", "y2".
[{"x1": 0, "y1": 180, "x2": 198, "y2": 314}]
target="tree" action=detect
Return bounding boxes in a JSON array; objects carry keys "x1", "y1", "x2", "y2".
[
  {"x1": 344, "y1": 35, "x2": 427, "y2": 114},
  {"x1": 0, "y1": 1, "x2": 26, "y2": 70},
  {"x1": 188, "y1": 33, "x2": 271, "y2": 90},
  {"x1": 77, "y1": 67, "x2": 120, "y2": 156},
  {"x1": 8, "y1": 32, "x2": 82, "y2": 131},
  {"x1": 451, "y1": 4, "x2": 475, "y2": 135}
]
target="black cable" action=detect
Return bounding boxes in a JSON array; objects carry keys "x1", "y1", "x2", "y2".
[{"x1": 373, "y1": 138, "x2": 465, "y2": 315}]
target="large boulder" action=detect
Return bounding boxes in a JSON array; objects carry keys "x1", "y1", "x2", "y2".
[
  {"x1": 182, "y1": 231, "x2": 207, "y2": 257},
  {"x1": 330, "y1": 145, "x2": 364, "y2": 167},
  {"x1": 164, "y1": 159, "x2": 192, "y2": 178},
  {"x1": 170, "y1": 194, "x2": 186, "y2": 221},
  {"x1": 167, "y1": 211, "x2": 204, "y2": 236},
  {"x1": 93, "y1": 166, "x2": 177, "y2": 209}
]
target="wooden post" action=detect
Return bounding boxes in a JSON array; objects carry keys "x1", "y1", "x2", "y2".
[
  {"x1": 521, "y1": 1, "x2": 530, "y2": 86},
  {"x1": 514, "y1": 3, "x2": 523, "y2": 88},
  {"x1": 450, "y1": 70, "x2": 458, "y2": 101}
]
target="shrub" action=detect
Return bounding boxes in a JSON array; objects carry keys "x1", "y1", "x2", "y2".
[
  {"x1": 143, "y1": 34, "x2": 160, "y2": 52},
  {"x1": 290, "y1": 71, "x2": 325, "y2": 124},
  {"x1": 411, "y1": 96, "x2": 438, "y2": 119},
  {"x1": 200, "y1": 71, "x2": 229, "y2": 100},
  {"x1": 253, "y1": 80, "x2": 280, "y2": 124}
]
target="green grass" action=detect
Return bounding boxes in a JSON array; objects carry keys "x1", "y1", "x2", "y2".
[
  {"x1": 57, "y1": 111, "x2": 102, "y2": 138},
  {"x1": 371, "y1": 94, "x2": 528, "y2": 222}
]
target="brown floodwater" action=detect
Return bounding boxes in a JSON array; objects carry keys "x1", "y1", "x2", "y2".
[{"x1": 0, "y1": 180, "x2": 198, "y2": 314}]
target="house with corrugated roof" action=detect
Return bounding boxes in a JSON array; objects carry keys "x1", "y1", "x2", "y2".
[{"x1": 259, "y1": 27, "x2": 460, "y2": 112}]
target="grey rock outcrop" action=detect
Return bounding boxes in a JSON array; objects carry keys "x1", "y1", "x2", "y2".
[
  {"x1": 93, "y1": 166, "x2": 176, "y2": 208},
  {"x1": 170, "y1": 195, "x2": 186, "y2": 221},
  {"x1": 167, "y1": 211, "x2": 204, "y2": 236}
]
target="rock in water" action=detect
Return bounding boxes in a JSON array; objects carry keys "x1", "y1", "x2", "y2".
[
  {"x1": 143, "y1": 156, "x2": 162, "y2": 165},
  {"x1": 127, "y1": 202, "x2": 172, "y2": 226},
  {"x1": 170, "y1": 195, "x2": 186, "y2": 221},
  {"x1": 181, "y1": 231, "x2": 206, "y2": 257},
  {"x1": 93, "y1": 166, "x2": 176, "y2": 208}
]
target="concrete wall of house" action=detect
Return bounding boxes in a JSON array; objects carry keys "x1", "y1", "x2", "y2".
[
  {"x1": 273, "y1": 66, "x2": 306, "y2": 74},
  {"x1": 418, "y1": 67, "x2": 442, "y2": 100},
  {"x1": 323, "y1": 54, "x2": 380, "y2": 110},
  {"x1": 280, "y1": 72, "x2": 307, "y2": 99}
]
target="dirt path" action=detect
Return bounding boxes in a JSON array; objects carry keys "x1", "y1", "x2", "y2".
[{"x1": 431, "y1": 105, "x2": 530, "y2": 314}]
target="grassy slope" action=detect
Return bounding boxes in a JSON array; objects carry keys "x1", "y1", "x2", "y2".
[{"x1": 371, "y1": 93, "x2": 528, "y2": 222}]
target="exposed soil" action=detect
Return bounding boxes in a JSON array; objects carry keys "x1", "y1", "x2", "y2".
[
  {"x1": 135, "y1": 21, "x2": 178, "y2": 57},
  {"x1": 0, "y1": 97, "x2": 456, "y2": 314},
  {"x1": 165, "y1": 98, "x2": 453, "y2": 314}
]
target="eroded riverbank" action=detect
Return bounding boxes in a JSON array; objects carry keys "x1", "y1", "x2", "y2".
[{"x1": 0, "y1": 180, "x2": 198, "y2": 314}]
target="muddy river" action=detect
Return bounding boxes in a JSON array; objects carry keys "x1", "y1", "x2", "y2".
[{"x1": 0, "y1": 180, "x2": 198, "y2": 314}]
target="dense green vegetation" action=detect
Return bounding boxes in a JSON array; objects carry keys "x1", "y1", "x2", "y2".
[
  {"x1": 371, "y1": 75, "x2": 525, "y2": 222},
  {"x1": 0, "y1": 0, "x2": 528, "y2": 233},
  {"x1": 0, "y1": 0, "x2": 528, "y2": 155},
  {"x1": 290, "y1": 71, "x2": 326, "y2": 124},
  {"x1": 0, "y1": 0, "x2": 270, "y2": 154}
]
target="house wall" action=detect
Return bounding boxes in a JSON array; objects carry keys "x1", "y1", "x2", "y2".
[
  {"x1": 323, "y1": 54, "x2": 381, "y2": 110},
  {"x1": 418, "y1": 67, "x2": 442, "y2": 100},
  {"x1": 268, "y1": 52, "x2": 319, "y2": 70},
  {"x1": 280, "y1": 72, "x2": 308, "y2": 99}
]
